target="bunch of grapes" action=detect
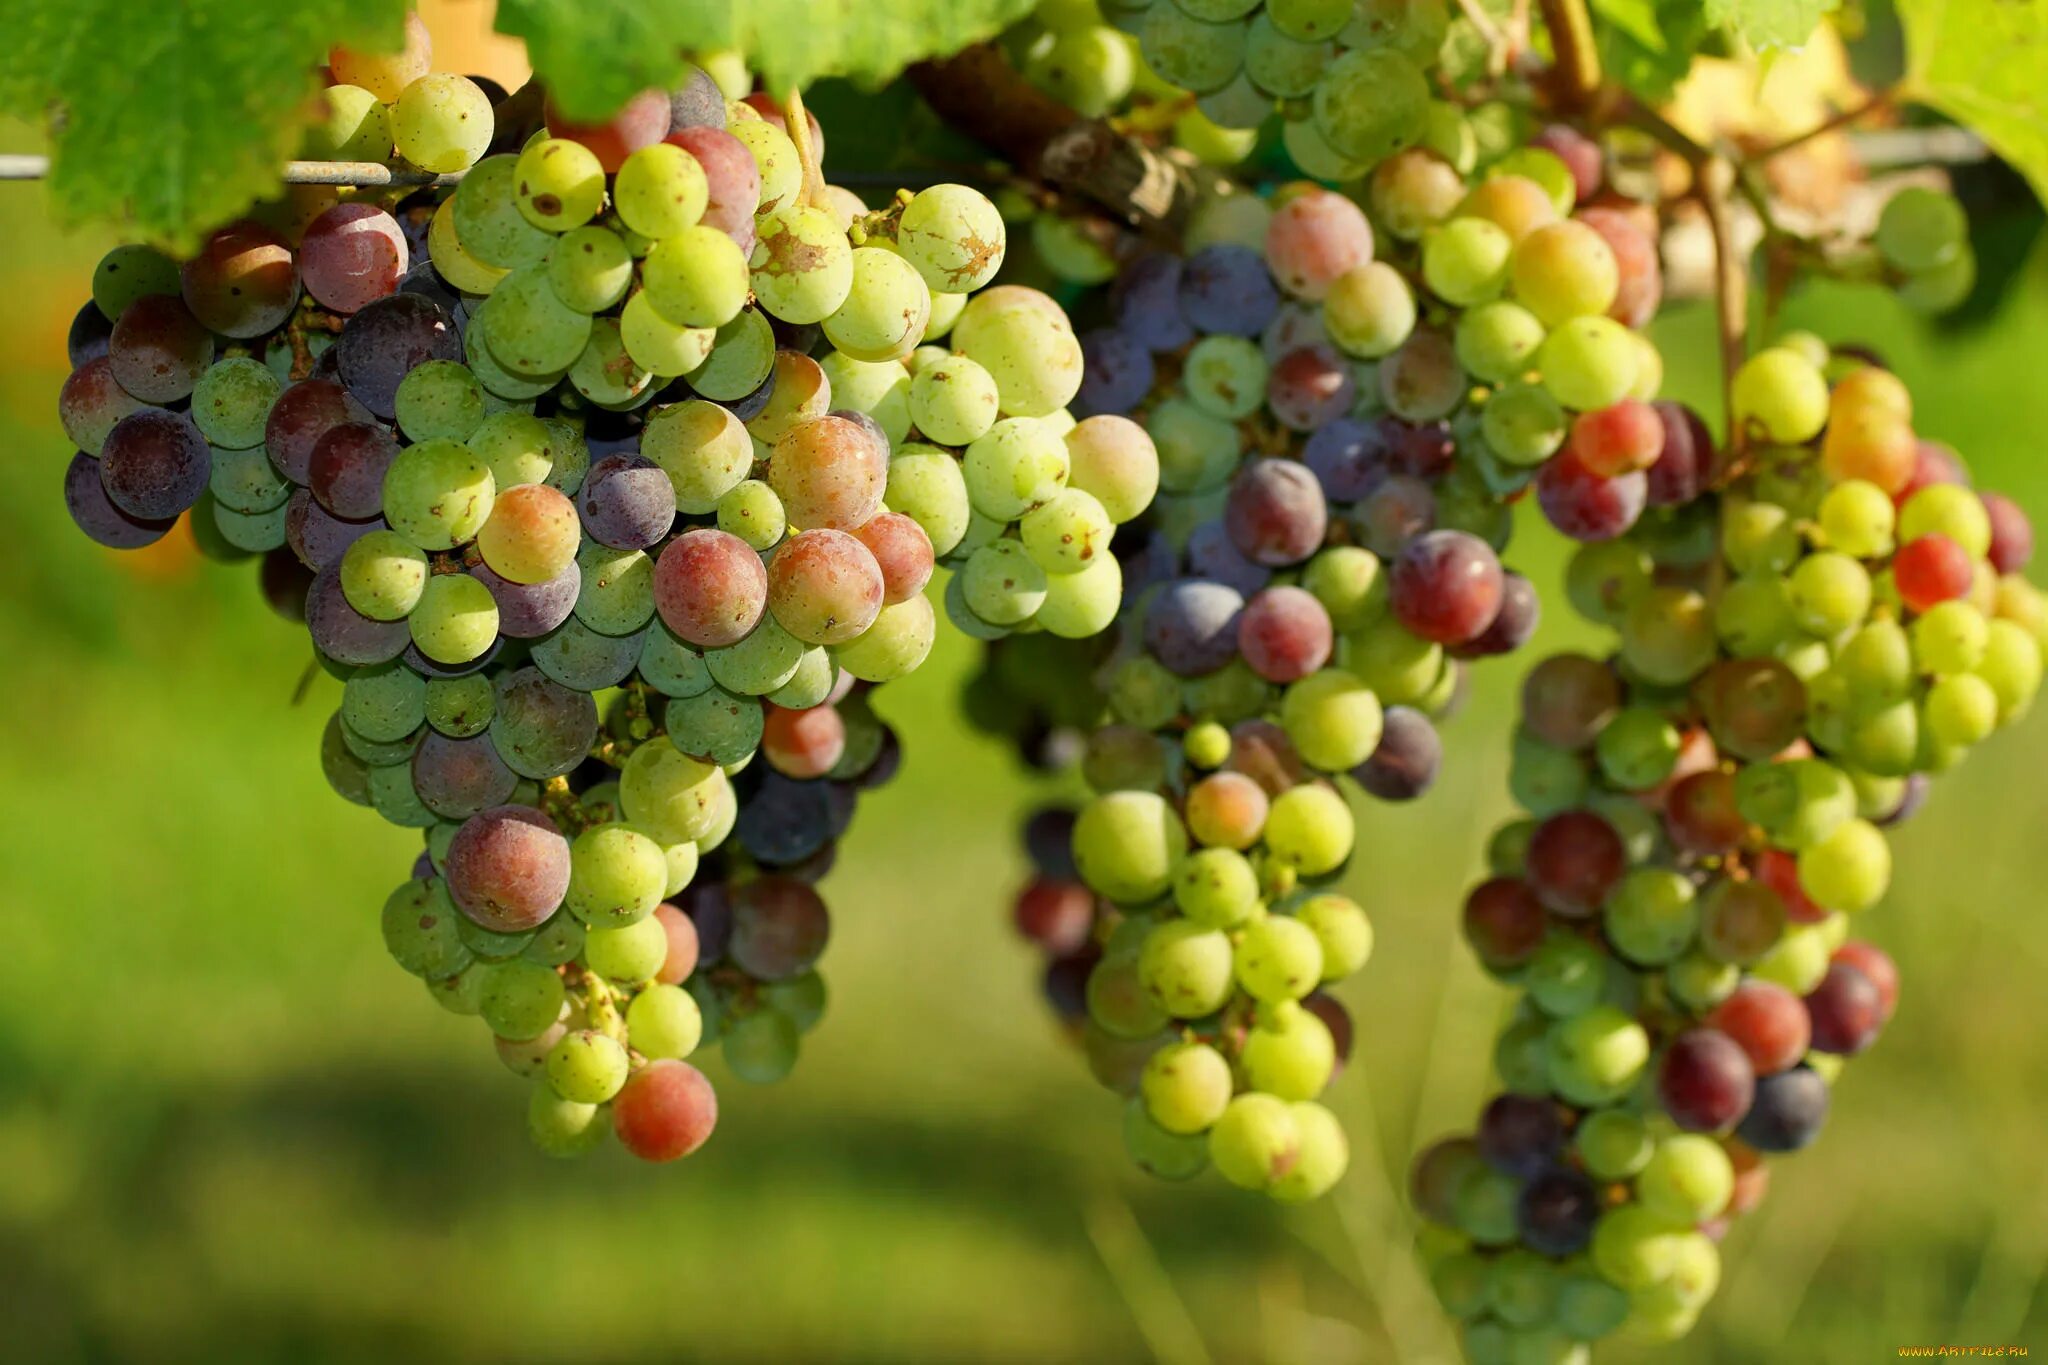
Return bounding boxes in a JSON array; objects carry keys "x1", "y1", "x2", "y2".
[
  {"x1": 56, "y1": 28, "x2": 1152, "y2": 1162},
  {"x1": 1410, "y1": 340, "x2": 2046, "y2": 1356}
]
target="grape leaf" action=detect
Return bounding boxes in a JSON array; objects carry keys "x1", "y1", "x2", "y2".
[
  {"x1": 1702, "y1": 0, "x2": 1837, "y2": 50},
  {"x1": 0, "y1": 0, "x2": 409, "y2": 252},
  {"x1": 1898, "y1": 0, "x2": 2048, "y2": 207},
  {"x1": 1595, "y1": 0, "x2": 1712, "y2": 103},
  {"x1": 495, "y1": 0, "x2": 1037, "y2": 121}
]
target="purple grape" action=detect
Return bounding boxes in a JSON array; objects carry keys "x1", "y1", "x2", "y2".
[
  {"x1": 1024, "y1": 806, "x2": 1080, "y2": 881},
  {"x1": 1044, "y1": 947, "x2": 1100, "y2": 1021},
  {"x1": 1237, "y1": 586, "x2": 1333, "y2": 683},
  {"x1": 98, "y1": 409, "x2": 210, "y2": 520},
  {"x1": 1658, "y1": 1028, "x2": 1757, "y2": 1133},
  {"x1": 1353, "y1": 473, "x2": 1435, "y2": 557},
  {"x1": 1477, "y1": 1092, "x2": 1564, "y2": 1177},
  {"x1": 1518, "y1": 1167, "x2": 1601, "y2": 1256},
  {"x1": 1390, "y1": 530, "x2": 1504, "y2": 646},
  {"x1": 1458, "y1": 571, "x2": 1540, "y2": 657},
  {"x1": 67, "y1": 300, "x2": 113, "y2": 367},
  {"x1": 1179, "y1": 245, "x2": 1280, "y2": 336},
  {"x1": 1389, "y1": 420, "x2": 1456, "y2": 480},
  {"x1": 266, "y1": 379, "x2": 374, "y2": 485},
  {"x1": 1225, "y1": 458, "x2": 1328, "y2": 565},
  {"x1": 578, "y1": 452, "x2": 677, "y2": 551},
  {"x1": 1302, "y1": 418, "x2": 1389, "y2": 502},
  {"x1": 259, "y1": 546, "x2": 316, "y2": 622},
  {"x1": 63, "y1": 449, "x2": 172, "y2": 548},
  {"x1": 855, "y1": 726, "x2": 902, "y2": 790},
  {"x1": 1804, "y1": 962, "x2": 1884, "y2": 1055},
  {"x1": 474, "y1": 560, "x2": 581, "y2": 638},
  {"x1": 412, "y1": 730, "x2": 519, "y2": 820},
  {"x1": 308, "y1": 421, "x2": 400, "y2": 520},
  {"x1": 286, "y1": 488, "x2": 384, "y2": 571},
  {"x1": 306, "y1": 562, "x2": 411, "y2": 666},
  {"x1": 1536, "y1": 449, "x2": 1648, "y2": 542},
  {"x1": 1355, "y1": 706, "x2": 1442, "y2": 801},
  {"x1": 1268, "y1": 343, "x2": 1357, "y2": 432},
  {"x1": 723, "y1": 368, "x2": 779, "y2": 422},
  {"x1": 1142, "y1": 578, "x2": 1245, "y2": 676},
  {"x1": 735, "y1": 772, "x2": 836, "y2": 866},
  {"x1": 1735, "y1": 1065, "x2": 1829, "y2": 1152},
  {"x1": 334, "y1": 291, "x2": 462, "y2": 419},
  {"x1": 1113, "y1": 253, "x2": 1194, "y2": 352},
  {"x1": 668, "y1": 65, "x2": 728, "y2": 131},
  {"x1": 679, "y1": 881, "x2": 733, "y2": 965},
  {"x1": 489, "y1": 666, "x2": 600, "y2": 779},
  {"x1": 108, "y1": 294, "x2": 214, "y2": 403},
  {"x1": 397, "y1": 260, "x2": 466, "y2": 330},
  {"x1": 1077, "y1": 326, "x2": 1155, "y2": 416},
  {"x1": 402, "y1": 638, "x2": 502, "y2": 679},
  {"x1": 729, "y1": 876, "x2": 831, "y2": 980},
  {"x1": 1647, "y1": 400, "x2": 1710, "y2": 507},
  {"x1": 1186, "y1": 520, "x2": 1272, "y2": 595}
]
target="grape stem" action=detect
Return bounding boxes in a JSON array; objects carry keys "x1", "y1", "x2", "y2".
[
  {"x1": 1746, "y1": 89, "x2": 1893, "y2": 165},
  {"x1": 1537, "y1": 0, "x2": 1602, "y2": 109},
  {"x1": 1454, "y1": 0, "x2": 1513, "y2": 78},
  {"x1": 782, "y1": 86, "x2": 827, "y2": 211}
]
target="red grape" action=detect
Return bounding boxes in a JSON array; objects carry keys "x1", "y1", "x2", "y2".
[
  {"x1": 766, "y1": 529, "x2": 885, "y2": 646},
  {"x1": 613, "y1": 1059, "x2": 719, "y2": 1161},
  {"x1": 1664, "y1": 770, "x2": 1749, "y2": 855},
  {"x1": 444, "y1": 804, "x2": 571, "y2": 932},
  {"x1": 1525, "y1": 809, "x2": 1625, "y2": 917},
  {"x1": 109, "y1": 294, "x2": 214, "y2": 403},
  {"x1": 300, "y1": 202, "x2": 409, "y2": 313},
  {"x1": 1014, "y1": 876, "x2": 1096, "y2": 956},
  {"x1": 1832, "y1": 940, "x2": 1898, "y2": 1020},
  {"x1": 266, "y1": 378, "x2": 374, "y2": 485},
  {"x1": 1708, "y1": 980, "x2": 1810, "y2": 1074},
  {"x1": 1520, "y1": 652, "x2": 1620, "y2": 750},
  {"x1": 1237, "y1": 585, "x2": 1334, "y2": 683},
  {"x1": 1391, "y1": 529, "x2": 1504, "y2": 645},
  {"x1": 653, "y1": 528, "x2": 768, "y2": 647},
  {"x1": 1569, "y1": 399, "x2": 1664, "y2": 477},
  {"x1": 308, "y1": 421, "x2": 400, "y2": 519},
  {"x1": 1536, "y1": 447, "x2": 1647, "y2": 542},
  {"x1": 1982, "y1": 491, "x2": 2034, "y2": 573},
  {"x1": 1577, "y1": 206, "x2": 1661, "y2": 328},
  {"x1": 770, "y1": 414, "x2": 887, "y2": 532},
  {"x1": 664, "y1": 126, "x2": 762, "y2": 243},
  {"x1": 1658, "y1": 1028, "x2": 1757, "y2": 1132},
  {"x1": 1894, "y1": 533, "x2": 1974, "y2": 612},
  {"x1": 180, "y1": 219, "x2": 300, "y2": 337},
  {"x1": 1804, "y1": 961, "x2": 1885, "y2": 1055},
  {"x1": 1463, "y1": 876, "x2": 1549, "y2": 970},
  {"x1": 653, "y1": 903, "x2": 701, "y2": 985},
  {"x1": 761, "y1": 703, "x2": 847, "y2": 780},
  {"x1": 1224, "y1": 458, "x2": 1328, "y2": 566},
  {"x1": 853, "y1": 511, "x2": 935, "y2": 605},
  {"x1": 546, "y1": 88, "x2": 672, "y2": 171}
]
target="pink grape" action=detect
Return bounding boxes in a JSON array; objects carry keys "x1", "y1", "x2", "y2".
[
  {"x1": 769, "y1": 414, "x2": 888, "y2": 531},
  {"x1": 853, "y1": 511, "x2": 935, "y2": 605},
  {"x1": 1390, "y1": 530, "x2": 1504, "y2": 645},
  {"x1": 653, "y1": 528, "x2": 768, "y2": 647},
  {"x1": 613, "y1": 1059, "x2": 719, "y2": 1161},
  {"x1": 266, "y1": 378, "x2": 374, "y2": 485},
  {"x1": 1225, "y1": 458, "x2": 1328, "y2": 566},
  {"x1": 546, "y1": 89, "x2": 672, "y2": 171},
  {"x1": 1237, "y1": 586, "x2": 1334, "y2": 683},
  {"x1": 1263, "y1": 188, "x2": 1375, "y2": 301},
  {"x1": 1577, "y1": 206, "x2": 1662, "y2": 328},
  {"x1": 666, "y1": 126, "x2": 762, "y2": 243},
  {"x1": 300, "y1": 202, "x2": 409, "y2": 313},
  {"x1": 109, "y1": 294, "x2": 214, "y2": 403},
  {"x1": 767, "y1": 529, "x2": 885, "y2": 646},
  {"x1": 179, "y1": 219, "x2": 300, "y2": 337},
  {"x1": 1536, "y1": 446, "x2": 1647, "y2": 541}
]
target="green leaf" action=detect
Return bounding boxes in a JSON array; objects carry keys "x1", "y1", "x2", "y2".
[
  {"x1": 1899, "y1": 0, "x2": 2048, "y2": 207},
  {"x1": 0, "y1": 0, "x2": 409, "y2": 251},
  {"x1": 1597, "y1": 0, "x2": 1712, "y2": 102},
  {"x1": 1702, "y1": 0, "x2": 1837, "y2": 51},
  {"x1": 496, "y1": 0, "x2": 1037, "y2": 121}
]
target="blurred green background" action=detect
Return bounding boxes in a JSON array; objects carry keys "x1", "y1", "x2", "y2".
[{"x1": 5, "y1": 120, "x2": 2048, "y2": 1364}]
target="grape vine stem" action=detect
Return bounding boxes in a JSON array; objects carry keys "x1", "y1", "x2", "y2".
[
  {"x1": 782, "y1": 87, "x2": 827, "y2": 211},
  {"x1": 1537, "y1": 0, "x2": 1602, "y2": 108},
  {"x1": 1746, "y1": 90, "x2": 1893, "y2": 164}
]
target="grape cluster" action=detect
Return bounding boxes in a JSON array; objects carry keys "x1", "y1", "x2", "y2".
[
  {"x1": 1411, "y1": 341, "x2": 2046, "y2": 1356},
  {"x1": 58, "y1": 34, "x2": 1150, "y2": 1162}
]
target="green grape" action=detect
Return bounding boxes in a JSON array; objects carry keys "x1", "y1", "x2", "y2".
[
  {"x1": 545, "y1": 225, "x2": 634, "y2": 314},
  {"x1": 425, "y1": 674, "x2": 494, "y2": 738},
  {"x1": 567, "y1": 319, "x2": 655, "y2": 409},
  {"x1": 1026, "y1": 24, "x2": 1137, "y2": 117},
  {"x1": 1244, "y1": 12, "x2": 1324, "y2": 96},
  {"x1": 208, "y1": 442, "x2": 289, "y2": 515},
  {"x1": 823, "y1": 246, "x2": 931, "y2": 363},
  {"x1": 394, "y1": 360, "x2": 486, "y2": 443},
  {"x1": 476, "y1": 265, "x2": 593, "y2": 378},
  {"x1": 1432, "y1": 1252, "x2": 1492, "y2": 1320},
  {"x1": 1455, "y1": 1165, "x2": 1522, "y2": 1245},
  {"x1": 1603, "y1": 868, "x2": 1697, "y2": 966},
  {"x1": 1321, "y1": 262, "x2": 1417, "y2": 360},
  {"x1": 639, "y1": 400, "x2": 748, "y2": 516},
  {"x1": 573, "y1": 542, "x2": 654, "y2": 635},
  {"x1": 393, "y1": 74, "x2": 492, "y2": 173},
  {"x1": 1539, "y1": 315, "x2": 1639, "y2": 412},
  {"x1": 886, "y1": 447, "x2": 972, "y2": 557},
  {"x1": 1899, "y1": 247, "x2": 1976, "y2": 313},
  {"x1": 1346, "y1": 616, "x2": 1445, "y2": 703},
  {"x1": 1591, "y1": 1203, "x2": 1685, "y2": 1291},
  {"x1": 1281, "y1": 117, "x2": 1369, "y2": 181},
  {"x1": 1796, "y1": 816, "x2": 1890, "y2": 911},
  {"x1": 1509, "y1": 730, "x2": 1590, "y2": 816},
  {"x1": 527, "y1": 1084, "x2": 605, "y2": 1157},
  {"x1": 1735, "y1": 758, "x2": 1853, "y2": 848},
  {"x1": 1263, "y1": 783, "x2": 1354, "y2": 876},
  {"x1": 358, "y1": 537, "x2": 451, "y2": 636},
  {"x1": 1484, "y1": 1250, "x2": 1560, "y2": 1329},
  {"x1": 382, "y1": 878, "x2": 471, "y2": 978},
  {"x1": 1621, "y1": 586, "x2": 1715, "y2": 684},
  {"x1": 1721, "y1": 499, "x2": 1801, "y2": 575},
  {"x1": 909, "y1": 354, "x2": 1001, "y2": 447},
  {"x1": 1036, "y1": 551, "x2": 1123, "y2": 639},
  {"x1": 410, "y1": 573, "x2": 499, "y2": 664},
  {"x1": 1594, "y1": 707, "x2": 1680, "y2": 789},
  {"x1": 627, "y1": 983, "x2": 703, "y2": 1059},
  {"x1": 1566, "y1": 540, "x2": 1652, "y2": 626},
  {"x1": 1512, "y1": 219, "x2": 1619, "y2": 324},
  {"x1": 728, "y1": 1009, "x2": 804, "y2": 1083},
  {"x1": 513, "y1": 137, "x2": 605, "y2": 231},
  {"x1": 1481, "y1": 382, "x2": 1568, "y2": 466},
  {"x1": 620, "y1": 737, "x2": 724, "y2": 844},
  {"x1": 566, "y1": 823, "x2": 668, "y2": 928},
  {"x1": 961, "y1": 540, "x2": 1050, "y2": 625},
  {"x1": 585, "y1": 915, "x2": 669, "y2": 982},
  {"x1": 1494, "y1": 1015, "x2": 1551, "y2": 1094},
  {"x1": 894, "y1": 185, "x2": 1008, "y2": 296},
  {"x1": 822, "y1": 353, "x2": 913, "y2": 446},
  {"x1": 1088, "y1": 957, "x2": 1171, "y2": 1038},
  {"x1": 1818, "y1": 478, "x2": 1896, "y2": 558},
  {"x1": 964, "y1": 418, "x2": 1070, "y2": 520},
  {"x1": 1123, "y1": 1098, "x2": 1211, "y2": 1180},
  {"x1": 1423, "y1": 217, "x2": 1512, "y2": 306},
  {"x1": 190, "y1": 358, "x2": 282, "y2": 450},
  {"x1": 342, "y1": 660, "x2": 427, "y2": 743},
  {"x1": 1979, "y1": 619, "x2": 2044, "y2": 718},
  {"x1": 686, "y1": 307, "x2": 777, "y2": 402},
  {"x1": 1270, "y1": 1101, "x2": 1348, "y2": 1202},
  {"x1": 1545, "y1": 1004, "x2": 1649, "y2": 1105},
  {"x1": 706, "y1": 615, "x2": 805, "y2": 695},
  {"x1": 750, "y1": 207, "x2": 855, "y2": 325},
  {"x1": 834, "y1": 595, "x2": 937, "y2": 682},
  {"x1": 545, "y1": 1029, "x2": 629, "y2": 1103},
  {"x1": 1173, "y1": 847, "x2": 1260, "y2": 927},
  {"x1": 1455, "y1": 300, "x2": 1546, "y2": 384},
  {"x1": 1296, "y1": 894, "x2": 1373, "y2": 979},
  {"x1": 1020, "y1": 487, "x2": 1113, "y2": 575},
  {"x1": 1525, "y1": 931, "x2": 1604, "y2": 1016},
  {"x1": 612, "y1": 143, "x2": 709, "y2": 239},
  {"x1": 1899, "y1": 483, "x2": 1993, "y2": 558},
  {"x1": 305, "y1": 83, "x2": 391, "y2": 159},
  {"x1": 1303, "y1": 546, "x2": 1386, "y2": 630},
  {"x1": 91, "y1": 243, "x2": 178, "y2": 322},
  {"x1": 1556, "y1": 1273, "x2": 1630, "y2": 1341},
  {"x1": 1241, "y1": 1003, "x2": 1334, "y2": 1102},
  {"x1": 643, "y1": 224, "x2": 751, "y2": 328},
  {"x1": 1876, "y1": 185, "x2": 1967, "y2": 273},
  {"x1": 1270, "y1": 0, "x2": 1352, "y2": 39},
  {"x1": 468, "y1": 411, "x2": 555, "y2": 488},
  {"x1": 1925, "y1": 672, "x2": 1999, "y2": 746},
  {"x1": 1733, "y1": 347, "x2": 1829, "y2": 444},
  {"x1": 731, "y1": 119, "x2": 802, "y2": 214},
  {"x1": 381, "y1": 438, "x2": 495, "y2": 551},
  {"x1": 619, "y1": 291, "x2": 715, "y2": 378},
  {"x1": 1787, "y1": 551, "x2": 1872, "y2": 638},
  {"x1": 463, "y1": 307, "x2": 554, "y2": 399},
  {"x1": 1636, "y1": 1135, "x2": 1733, "y2": 1224},
  {"x1": 663, "y1": 686, "x2": 764, "y2": 766},
  {"x1": 716, "y1": 479, "x2": 787, "y2": 552},
  {"x1": 1074, "y1": 789, "x2": 1188, "y2": 903},
  {"x1": 1183, "y1": 335, "x2": 1270, "y2": 419},
  {"x1": 451, "y1": 156, "x2": 554, "y2": 270},
  {"x1": 765, "y1": 647, "x2": 835, "y2": 710},
  {"x1": 480, "y1": 958, "x2": 567, "y2": 1040},
  {"x1": 1141, "y1": 1040, "x2": 1234, "y2": 1134},
  {"x1": 1146, "y1": 397, "x2": 1240, "y2": 494},
  {"x1": 1235, "y1": 916, "x2": 1326, "y2": 1003},
  {"x1": 367, "y1": 761, "x2": 435, "y2": 828},
  {"x1": 1281, "y1": 668, "x2": 1385, "y2": 772},
  {"x1": 427, "y1": 960, "x2": 489, "y2": 1015},
  {"x1": 1576, "y1": 1108, "x2": 1653, "y2": 1180},
  {"x1": 1208, "y1": 1093, "x2": 1301, "y2": 1191},
  {"x1": 1312, "y1": 47, "x2": 1429, "y2": 161}
]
